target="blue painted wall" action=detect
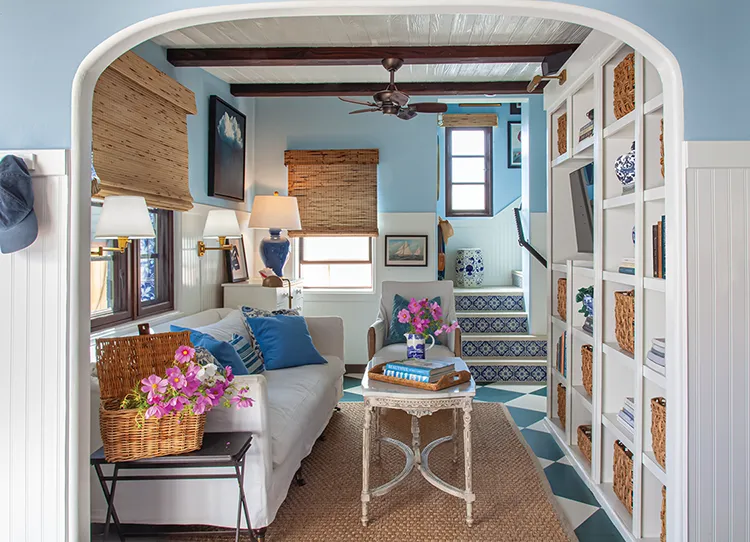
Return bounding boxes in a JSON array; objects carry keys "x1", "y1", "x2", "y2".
[
  {"x1": 253, "y1": 97, "x2": 438, "y2": 213},
  {"x1": 130, "y1": 41, "x2": 253, "y2": 210},
  {"x1": 527, "y1": 95, "x2": 548, "y2": 213},
  {"x1": 0, "y1": 0, "x2": 748, "y2": 149}
]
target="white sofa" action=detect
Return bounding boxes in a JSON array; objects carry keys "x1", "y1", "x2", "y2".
[{"x1": 90, "y1": 308, "x2": 345, "y2": 537}]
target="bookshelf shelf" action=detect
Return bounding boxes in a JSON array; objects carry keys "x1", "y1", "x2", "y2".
[
  {"x1": 603, "y1": 342, "x2": 635, "y2": 366},
  {"x1": 643, "y1": 451, "x2": 667, "y2": 485},
  {"x1": 644, "y1": 186, "x2": 665, "y2": 202},
  {"x1": 574, "y1": 137, "x2": 594, "y2": 156},
  {"x1": 643, "y1": 364, "x2": 666, "y2": 388},
  {"x1": 602, "y1": 412, "x2": 635, "y2": 450},
  {"x1": 644, "y1": 93, "x2": 664, "y2": 115},
  {"x1": 643, "y1": 277, "x2": 666, "y2": 292},
  {"x1": 550, "y1": 315, "x2": 566, "y2": 329},
  {"x1": 603, "y1": 270, "x2": 637, "y2": 286},
  {"x1": 603, "y1": 193, "x2": 636, "y2": 210},
  {"x1": 551, "y1": 262, "x2": 568, "y2": 273},
  {"x1": 573, "y1": 326, "x2": 593, "y2": 342},
  {"x1": 603, "y1": 110, "x2": 636, "y2": 139},
  {"x1": 573, "y1": 385, "x2": 593, "y2": 412},
  {"x1": 573, "y1": 265, "x2": 594, "y2": 279},
  {"x1": 552, "y1": 366, "x2": 568, "y2": 384}
]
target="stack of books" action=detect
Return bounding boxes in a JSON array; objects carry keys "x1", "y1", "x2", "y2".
[
  {"x1": 619, "y1": 257, "x2": 635, "y2": 275},
  {"x1": 384, "y1": 359, "x2": 455, "y2": 383},
  {"x1": 646, "y1": 338, "x2": 666, "y2": 375},
  {"x1": 652, "y1": 216, "x2": 666, "y2": 278},
  {"x1": 555, "y1": 331, "x2": 567, "y2": 377},
  {"x1": 617, "y1": 397, "x2": 635, "y2": 438},
  {"x1": 579, "y1": 109, "x2": 594, "y2": 142}
]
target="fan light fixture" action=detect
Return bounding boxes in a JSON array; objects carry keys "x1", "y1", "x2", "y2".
[{"x1": 527, "y1": 69, "x2": 567, "y2": 93}]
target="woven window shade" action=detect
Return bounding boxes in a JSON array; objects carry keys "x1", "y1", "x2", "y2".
[
  {"x1": 285, "y1": 149, "x2": 379, "y2": 237},
  {"x1": 92, "y1": 51, "x2": 197, "y2": 211},
  {"x1": 439, "y1": 113, "x2": 498, "y2": 127}
]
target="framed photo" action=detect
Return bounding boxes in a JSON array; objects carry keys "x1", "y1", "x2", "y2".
[
  {"x1": 224, "y1": 236, "x2": 249, "y2": 283},
  {"x1": 208, "y1": 95, "x2": 247, "y2": 201},
  {"x1": 385, "y1": 235, "x2": 428, "y2": 267},
  {"x1": 508, "y1": 121, "x2": 522, "y2": 169},
  {"x1": 510, "y1": 102, "x2": 522, "y2": 115}
]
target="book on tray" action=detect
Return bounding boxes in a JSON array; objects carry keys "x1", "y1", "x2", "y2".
[
  {"x1": 384, "y1": 359, "x2": 455, "y2": 379},
  {"x1": 384, "y1": 369, "x2": 448, "y2": 383}
]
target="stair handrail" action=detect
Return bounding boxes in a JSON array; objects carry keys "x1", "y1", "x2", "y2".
[{"x1": 513, "y1": 206, "x2": 547, "y2": 269}]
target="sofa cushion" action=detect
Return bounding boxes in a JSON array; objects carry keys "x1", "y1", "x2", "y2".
[
  {"x1": 181, "y1": 309, "x2": 250, "y2": 343},
  {"x1": 374, "y1": 343, "x2": 455, "y2": 362},
  {"x1": 229, "y1": 333, "x2": 264, "y2": 375},
  {"x1": 170, "y1": 326, "x2": 249, "y2": 376},
  {"x1": 240, "y1": 306, "x2": 300, "y2": 366},
  {"x1": 245, "y1": 315, "x2": 327, "y2": 370},
  {"x1": 265, "y1": 355, "x2": 345, "y2": 467}
]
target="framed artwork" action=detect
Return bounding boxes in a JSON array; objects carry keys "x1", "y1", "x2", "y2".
[
  {"x1": 208, "y1": 95, "x2": 247, "y2": 201},
  {"x1": 510, "y1": 103, "x2": 522, "y2": 115},
  {"x1": 385, "y1": 235, "x2": 428, "y2": 267},
  {"x1": 508, "y1": 121, "x2": 522, "y2": 169},
  {"x1": 224, "y1": 236, "x2": 249, "y2": 283}
]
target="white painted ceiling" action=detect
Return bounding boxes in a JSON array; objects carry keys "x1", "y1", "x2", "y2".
[{"x1": 152, "y1": 14, "x2": 591, "y2": 84}]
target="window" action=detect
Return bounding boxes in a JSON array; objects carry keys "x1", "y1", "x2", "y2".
[
  {"x1": 445, "y1": 127, "x2": 493, "y2": 217},
  {"x1": 299, "y1": 237, "x2": 373, "y2": 289},
  {"x1": 90, "y1": 203, "x2": 175, "y2": 330}
]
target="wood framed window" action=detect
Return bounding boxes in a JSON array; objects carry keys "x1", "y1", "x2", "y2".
[
  {"x1": 90, "y1": 203, "x2": 175, "y2": 331},
  {"x1": 445, "y1": 127, "x2": 493, "y2": 217},
  {"x1": 299, "y1": 236, "x2": 373, "y2": 289}
]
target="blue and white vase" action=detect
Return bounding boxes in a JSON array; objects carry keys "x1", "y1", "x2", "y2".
[
  {"x1": 455, "y1": 248, "x2": 485, "y2": 287},
  {"x1": 405, "y1": 333, "x2": 435, "y2": 360},
  {"x1": 615, "y1": 142, "x2": 636, "y2": 186}
]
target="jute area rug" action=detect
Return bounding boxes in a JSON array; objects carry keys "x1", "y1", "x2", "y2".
[{"x1": 178, "y1": 402, "x2": 577, "y2": 542}]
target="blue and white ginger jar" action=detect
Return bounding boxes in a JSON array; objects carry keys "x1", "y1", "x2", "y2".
[
  {"x1": 455, "y1": 248, "x2": 484, "y2": 287},
  {"x1": 615, "y1": 142, "x2": 636, "y2": 186}
]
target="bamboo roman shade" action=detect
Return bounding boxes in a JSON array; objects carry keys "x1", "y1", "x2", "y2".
[
  {"x1": 92, "y1": 51, "x2": 197, "y2": 211},
  {"x1": 439, "y1": 113, "x2": 498, "y2": 127},
  {"x1": 285, "y1": 149, "x2": 379, "y2": 237}
]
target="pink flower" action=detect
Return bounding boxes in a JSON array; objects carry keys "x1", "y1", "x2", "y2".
[
  {"x1": 165, "y1": 367, "x2": 186, "y2": 390},
  {"x1": 419, "y1": 298, "x2": 430, "y2": 308},
  {"x1": 207, "y1": 384, "x2": 226, "y2": 406},
  {"x1": 145, "y1": 403, "x2": 168, "y2": 419},
  {"x1": 192, "y1": 395, "x2": 213, "y2": 415},
  {"x1": 434, "y1": 327, "x2": 443, "y2": 336},
  {"x1": 225, "y1": 366, "x2": 234, "y2": 383},
  {"x1": 231, "y1": 388, "x2": 255, "y2": 409},
  {"x1": 397, "y1": 308, "x2": 411, "y2": 324},
  {"x1": 430, "y1": 302, "x2": 442, "y2": 320},
  {"x1": 448, "y1": 321, "x2": 460, "y2": 332},
  {"x1": 175, "y1": 345, "x2": 196, "y2": 364},
  {"x1": 407, "y1": 298, "x2": 421, "y2": 314},
  {"x1": 141, "y1": 375, "x2": 167, "y2": 402},
  {"x1": 166, "y1": 395, "x2": 189, "y2": 413}
]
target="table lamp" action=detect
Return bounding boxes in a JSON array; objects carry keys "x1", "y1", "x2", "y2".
[
  {"x1": 91, "y1": 196, "x2": 155, "y2": 255},
  {"x1": 247, "y1": 192, "x2": 301, "y2": 277}
]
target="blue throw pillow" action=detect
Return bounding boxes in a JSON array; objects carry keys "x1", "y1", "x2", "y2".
[
  {"x1": 240, "y1": 306, "x2": 301, "y2": 366},
  {"x1": 229, "y1": 333, "x2": 264, "y2": 374},
  {"x1": 244, "y1": 315, "x2": 327, "y2": 370},
  {"x1": 170, "y1": 325, "x2": 249, "y2": 376},
  {"x1": 386, "y1": 294, "x2": 442, "y2": 345}
]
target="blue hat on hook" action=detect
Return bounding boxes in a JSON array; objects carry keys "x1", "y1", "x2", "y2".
[{"x1": 0, "y1": 155, "x2": 38, "y2": 254}]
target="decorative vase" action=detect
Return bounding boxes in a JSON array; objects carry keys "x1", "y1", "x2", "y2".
[
  {"x1": 259, "y1": 228, "x2": 291, "y2": 277},
  {"x1": 615, "y1": 142, "x2": 636, "y2": 186},
  {"x1": 455, "y1": 248, "x2": 485, "y2": 287},
  {"x1": 405, "y1": 333, "x2": 435, "y2": 360},
  {"x1": 583, "y1": 294, "x2": 594, "y2": 319}
]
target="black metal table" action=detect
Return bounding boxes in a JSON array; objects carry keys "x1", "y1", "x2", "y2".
[{"x1": 91, "y1": 431, "x2": 254, "y2": 542}]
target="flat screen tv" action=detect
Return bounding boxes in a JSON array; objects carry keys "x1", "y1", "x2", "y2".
[{"x1": 569, "y1": 162, "x2": 594, "y2": 253}]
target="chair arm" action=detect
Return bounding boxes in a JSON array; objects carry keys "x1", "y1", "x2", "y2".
[
  {"x1": 453, "y1": 328, "x2": 462, "y2": 357},
  {"x1": 367, "y1": 318, "x2": 387, "y2": 360},
  {"x1": 305, "y1": 316, "x2": 344, "y2": 359}
]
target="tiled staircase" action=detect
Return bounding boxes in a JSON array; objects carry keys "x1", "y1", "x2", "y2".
[{"x1": 455, "y1": 286, "x2": 547, "y2": 383}]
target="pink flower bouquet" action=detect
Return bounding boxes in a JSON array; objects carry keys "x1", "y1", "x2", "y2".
[
  {"x1": 120, "y1": 345, "x2": 254, "y2": 426},
  {"x1": 397, "y1": 297, "x2": 460, "y2": 339}
]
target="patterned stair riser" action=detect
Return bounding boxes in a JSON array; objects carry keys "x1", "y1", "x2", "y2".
[
  {"x1": 462, "y1": 339, "x2": 547, "y2": 358},
  {"x1": 458, "y1": 315, "x2": 528, "y2": 334},
  {"x1": 455, "y1": 294, "x2": 525, "y2": 312},
  {"x1": 469, "y1": 364, "x2": 547, "y2": 383}
]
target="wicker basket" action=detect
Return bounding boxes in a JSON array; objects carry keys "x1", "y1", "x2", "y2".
[
  {"x1": 557, "y1": 383, "x2": 567, "y2": 430},
  {"x1": 614, "y1": 53, "x2": 635, "y2": 119},
  {"x1": 614, "y1": 290, "x2": 635, "y2": 354},
  {"x1": 96, "y1": 331, "x2": 206, "y2": 462},
  {"x1": 613, "y1": 439, "x2": 634, "y2": 514},
  {"x1": 557, "y1": 278, "x2": 567, "y2": 321},
  {"x1": 581, "y1": 344, "x2": 593, "y2": 396},
  {"x1": 651, "y1": 397, "x2": 666, "y2": 468},
  {"x1": 578, "y1": 425, "x2": 592, "y2": 463},
  {"x1": 557, "y1": 112, "x2": 567, "y2": 155},
  {"x1": 660, "y1": 118, "x2": 665, "y2": 178},
  {"x1": 661, "y1": 486, "x2": 667, "y2": 542}
]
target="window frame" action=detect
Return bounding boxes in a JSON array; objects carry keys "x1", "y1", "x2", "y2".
[
  {"x1": 90, "y1": 205, "x2": 175, "y2": 332},
  {"x1": 298, "y1": 236, "x2": 374, "y2": 290},
  {"x1": 445, "y1": 126, "x2": 493, "y2": 218}
]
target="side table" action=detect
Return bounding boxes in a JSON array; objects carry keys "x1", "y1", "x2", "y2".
[{"x1": 91, "y1": 431, "x2": 254, "y2": 542}]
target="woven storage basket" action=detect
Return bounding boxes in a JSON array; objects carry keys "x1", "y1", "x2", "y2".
[
  {"x1": 581, "y1": 344, "x2": 593, "y2": 396},
  {"x1": 557, "y1": 278, "x2": 567, "y2": 321},
  {"x1": 557, "y1": 113, "x2": 568, "y2": 155},
  {"x1": 661, "y1": 486, "x2": 667, "y2": 542},
  {"x1": 614, "y1": 53, "x2": 635, "y2": 119},
  {"x1": 614, "y1": 290, "x2": 635, "y2": 354},
  {"x1": 578, "y1": 425, "x2": 592, "y2": 463},
  {"x1": 613, "y1": 439, "x2": 634, "y2": 514},
  {"x1": 557, "y1": 383, "x2": 567, "y2": 430},
  {"x1": 651, "y1": 396, "x2": 667, "y2": 468},
  {"x1": 96, "y1": 331, "x2": 206, "y2": 462}
]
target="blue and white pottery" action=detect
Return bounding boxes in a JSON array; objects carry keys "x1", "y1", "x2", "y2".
[
  {"x1": 405, "y1": 333, "x2": 435, "y2": 360},
  {"x1": 455, "y1": 248, "x2": 485, "y2": 287},
  {"x1": 615, "y1": 142, "x2": 636, "y2": 186},
  {"x1": 583, "y1": 294, "x2": 594, "y2": 318},
  {"x1": 259, "y1": 228, "x2": 291, "y2": 277}
]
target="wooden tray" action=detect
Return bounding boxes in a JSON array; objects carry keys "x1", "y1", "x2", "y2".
[{"x1": 368, "y1": 362, "x2": 471, "y2": 391}]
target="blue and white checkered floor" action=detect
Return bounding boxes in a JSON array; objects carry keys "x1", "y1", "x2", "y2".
[{"x1": 342, "y1": 376, "x2": 624, "y2": 541}]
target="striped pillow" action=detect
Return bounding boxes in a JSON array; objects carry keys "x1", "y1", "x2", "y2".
[{"x1": 229, "y1": 333, "x2": 264, "y2": 375}]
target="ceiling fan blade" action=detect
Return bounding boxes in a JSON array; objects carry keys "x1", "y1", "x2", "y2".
[
  {"x1": 349, "y1": 108, "x2": 380, "y2": 114},
  {"x1": 410, "y1": 102, "x2": 448, "y2": 113},
  {"x1": 338, "y1": 97, "x2": 378, "y2": 107},
  {"x1": 390, "y1": 90, "x2": 410, "y2": 107},
  {"x1": 397, "y1": 108, "x2": 418, "y2": 121}
]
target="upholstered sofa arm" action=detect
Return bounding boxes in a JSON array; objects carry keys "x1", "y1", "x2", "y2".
[
  {"x1": 305, "y1": 316, "x2": 344, "y2": 360},
  {"x1": 367, "y1": 318, "x2": 387, "y2": 360}
]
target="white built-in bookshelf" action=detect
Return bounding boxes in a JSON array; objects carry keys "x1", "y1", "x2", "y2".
[{"x1": 545, "y1": 40, "x2": 668, "y2": 542}]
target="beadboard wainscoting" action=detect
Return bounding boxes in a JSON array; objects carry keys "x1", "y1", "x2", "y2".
[
  {"x1": 442, "y1": 199, "x2": 522, "y2": 286},
  {"x1": 0, "y1": 150, "x2": 69, "y2": 542}
]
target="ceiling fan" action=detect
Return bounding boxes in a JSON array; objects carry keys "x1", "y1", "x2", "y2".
[{"x1": 338, "y1": 58, "x2": 448, "y2": 120}]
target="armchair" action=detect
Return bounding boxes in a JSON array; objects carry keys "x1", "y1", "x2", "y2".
[{"x1": 367, "y1": 280, "x2": 462, "y2": 360}]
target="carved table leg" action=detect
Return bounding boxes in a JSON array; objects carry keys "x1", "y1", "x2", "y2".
[
  {"x1": 374, "y1": 407, "x2": 381, "y2": 461},
  {"x1": 463, "y1": 402, "x2": 475, "y2": 527},
  {"x1": 361, "y1": 400, "x2": 372, "y2": 526},
  {"x1": 411, "y1": 415, "x2": 421, "y2": 465},
  {"x1": 452, "y1": 408, "x2": 459, "y2": 463}
]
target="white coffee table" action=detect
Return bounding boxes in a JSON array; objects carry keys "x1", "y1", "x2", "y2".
[{"x1": 360, "y1": 356, "x2": 476, "y2": 527}]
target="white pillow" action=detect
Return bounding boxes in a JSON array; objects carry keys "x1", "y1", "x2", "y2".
[{"x1": 191, "y1": 310, "x2": 250, "y2": 343}]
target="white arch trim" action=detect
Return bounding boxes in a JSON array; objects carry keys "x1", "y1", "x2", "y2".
[{"x1": 70, "y1": 2, "x2": 686, "y2": 541}]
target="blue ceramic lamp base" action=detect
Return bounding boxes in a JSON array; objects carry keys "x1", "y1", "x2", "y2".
[{"x1": 259, "y1": 228, "x2": 290, "y2": 277}]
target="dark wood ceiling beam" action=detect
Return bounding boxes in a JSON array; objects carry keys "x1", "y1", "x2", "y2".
[
  {"x1": 230, "y1": 81, "x2": 545, "y2": 97},
  {"x1": 168, "y1": 44, "x2": 577, "y2": 67}
]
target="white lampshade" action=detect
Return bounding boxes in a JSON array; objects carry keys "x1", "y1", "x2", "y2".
[
  {"x1": 203, "y1": 210, "x2": 242, "y2": 239},
  {"x1": 95, "y1": 196, "x2": 155, "y2": 239},
  {"x1": 248, "y1": 194, "x2": 301, "y2": 230}
]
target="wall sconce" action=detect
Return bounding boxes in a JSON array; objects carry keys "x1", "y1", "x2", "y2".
[
  {"x1": 91, "y1": 196, "x2": 155, "y2": 256},
  {"x1": 526, "y1": 69, "x2": 567, "y2": 93},
  {"x1": 198, "y1": 209, "x2": 242, "y2": 257}
]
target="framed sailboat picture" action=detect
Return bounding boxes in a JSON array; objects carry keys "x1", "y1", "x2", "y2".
[{"x1": 385, "y1": 235, "x2": 428, "y2": 267}]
